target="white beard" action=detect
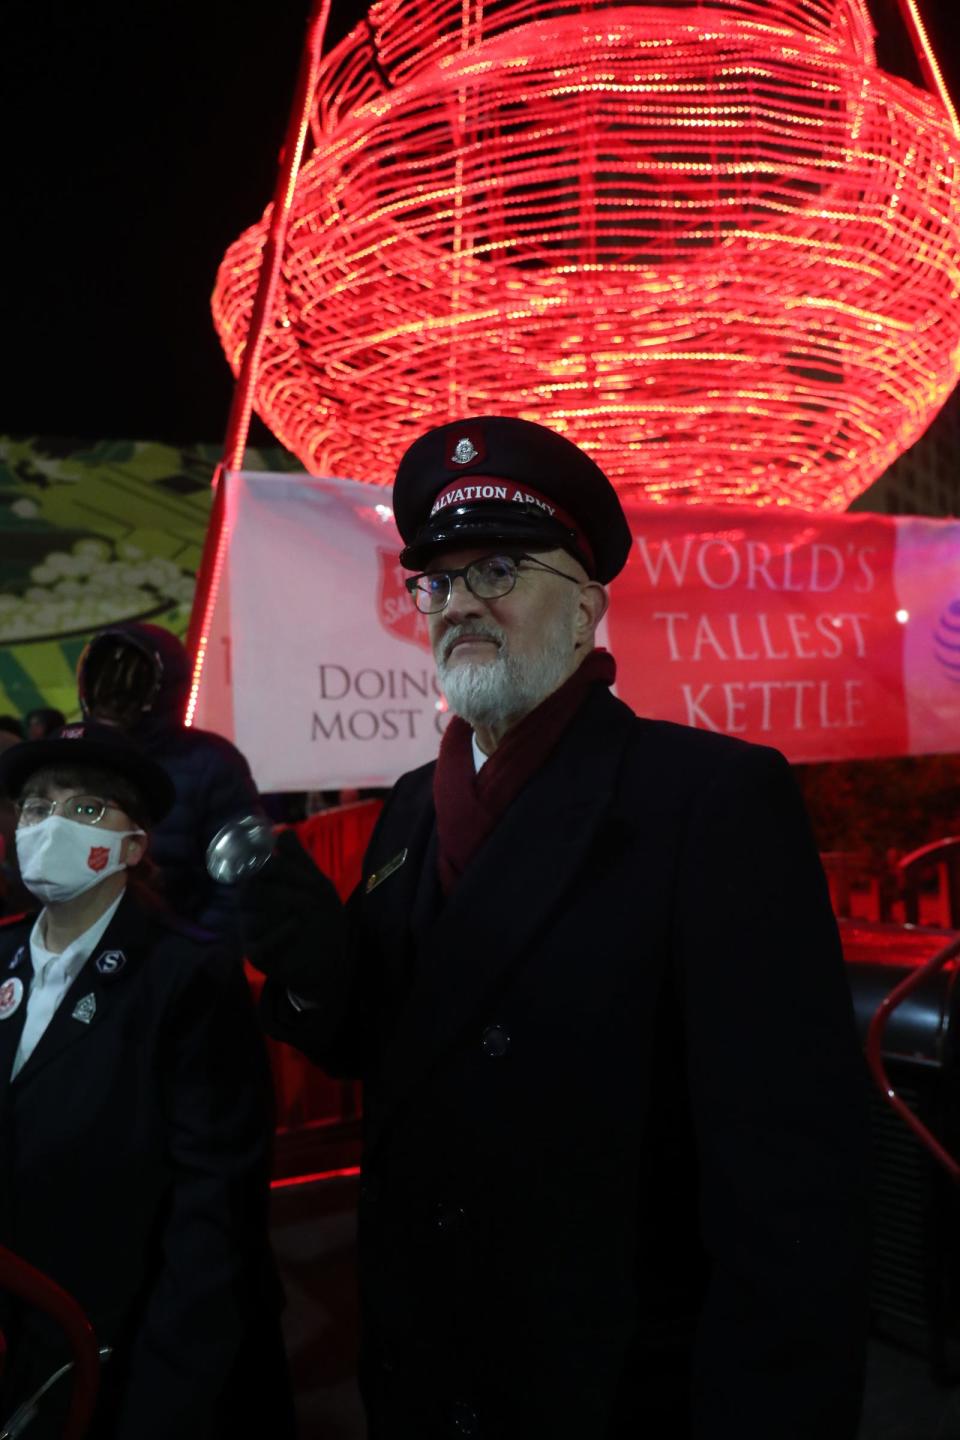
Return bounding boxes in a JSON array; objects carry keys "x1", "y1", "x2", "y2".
[{"x1": 436, "y1": 615, "x2": 577, "y2": 729}]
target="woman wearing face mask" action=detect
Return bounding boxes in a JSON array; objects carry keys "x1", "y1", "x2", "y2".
[{"x1": 0, "y1": 724, "x2": 294, "y2": 1440}]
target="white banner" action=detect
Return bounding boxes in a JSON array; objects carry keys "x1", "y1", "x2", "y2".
[
  {"x1": 193, "y1": 472, "x2": 446, "y2": 790},
  {"x1": 190, "y1": 471, "x2": 960, "y2": 791}
]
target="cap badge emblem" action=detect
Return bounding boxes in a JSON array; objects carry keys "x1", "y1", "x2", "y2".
[
  {"x1": 451, "y1": 438, "x2": 479, "y2": 466},
  {"x1": 72, "y1": 993, "x2": 97, "y2": 1024}
]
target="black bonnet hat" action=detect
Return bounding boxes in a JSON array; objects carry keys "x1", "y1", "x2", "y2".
[
  {"x1": 392, "y1": 416, "x2": 632, "y2": 583},
  {"x1": 0, "y1": 721, "x2": 175, "y2": 824}
]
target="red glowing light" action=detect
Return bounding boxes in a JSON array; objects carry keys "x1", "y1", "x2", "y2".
[
  {"x1": 185, "y1": 475, "x2": 233, "y2": 727},
  {"x1": 211, "y1": 0, "x2": 960, "y2": 510},
  {"x1": 270, "y1": 1165, "x2": 361, "y2": 1190}
]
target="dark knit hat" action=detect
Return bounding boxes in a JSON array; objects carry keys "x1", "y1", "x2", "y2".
[{"x1": 393, "y1": 416, "x2": 632, "y2": 583}]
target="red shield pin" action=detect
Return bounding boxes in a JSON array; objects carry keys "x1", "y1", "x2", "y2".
[
  {"x1": 0, "y1": 977, "x2": 24, "y2": 1020},
  {"x1": 87, "y1": 846, "x2": 110, "y2": 873}
]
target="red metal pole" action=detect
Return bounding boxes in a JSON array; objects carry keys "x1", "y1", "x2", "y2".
[
  {"x1": 0, "y1": 1242, "x2": 100, "y2": 1439},
  {"x1": 865, "y1": 932, "x2": 960, "y2": 1185},
  {"x1": 220, "y1": 0, "x2": 334, "y2": 474},
  {"x1": 893, "y1": 0, "x2": 960, "y2": 137},
  {"x1": 184, "y1": 468, "x2": 226, "y2": 675},
  {"x1": 185, "y1": 0, "x2": 333, "y2": 696}
]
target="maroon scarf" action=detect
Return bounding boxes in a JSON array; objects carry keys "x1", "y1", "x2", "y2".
[{"x1": 433, "y1": 648, "x2": 616, "y2": 895}]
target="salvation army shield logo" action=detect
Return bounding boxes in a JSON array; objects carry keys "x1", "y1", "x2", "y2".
[
  {"x1": 87, "y1": 846, "x2": 110, "y2": 873},
  {"x1": 376, "y1": 548, "x2": 432, "y2": 652}
]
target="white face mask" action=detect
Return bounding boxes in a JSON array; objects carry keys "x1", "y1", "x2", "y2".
[{"x1": 15, "y1": 816, "x2": 144, "y2": 904}]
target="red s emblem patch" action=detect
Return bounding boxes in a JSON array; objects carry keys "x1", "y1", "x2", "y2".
[{"x1": 87, "y1": 847, "x2": 110, "y2": 873}]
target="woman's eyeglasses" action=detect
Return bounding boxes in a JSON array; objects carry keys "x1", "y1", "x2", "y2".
[{"x1": 16, "y1": 795, "x2": 124, "y2": 828}]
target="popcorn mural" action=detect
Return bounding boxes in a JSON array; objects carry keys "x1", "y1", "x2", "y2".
[{"x1": 0, "y1": 437, "x2": 299, "y2": 718}]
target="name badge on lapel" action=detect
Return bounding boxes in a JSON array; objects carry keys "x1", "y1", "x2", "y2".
[{"x1": 365, "y1": 848, "x2": 408, "y2": 894}]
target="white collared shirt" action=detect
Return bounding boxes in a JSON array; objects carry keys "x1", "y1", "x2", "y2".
[
  {"x1": 472, "y1": 731, "x2": 489, "y2": 772},
  {"x1": 11, "y1": 892, "x2": 124, "y2": 1079}
]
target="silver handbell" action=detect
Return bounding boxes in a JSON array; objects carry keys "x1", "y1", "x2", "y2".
[{"x1": 205, "y1": 813, "x2": 276, "y2": 885}]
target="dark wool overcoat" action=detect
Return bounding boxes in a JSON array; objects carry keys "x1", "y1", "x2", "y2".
[
  {"x1": 0, "y1": 891, "x2": 292, "y2": 1440},
  {"x1": 268, "y1": 686, "x2": 871, "y2": 1440}
]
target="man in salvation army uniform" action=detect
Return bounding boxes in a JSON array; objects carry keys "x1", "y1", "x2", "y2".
[
  {"x1": 243, "y1": 416, "x2": 872, "y2": 1439},
  {"x1": 0, "y1": 723, "x2": 293, "y2": 1440}
]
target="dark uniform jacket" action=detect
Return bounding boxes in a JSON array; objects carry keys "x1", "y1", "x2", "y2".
[
  {"x1": 138, "y1": 721, "x2": 260, "y2": 938},
  {"x1": 268, "y1": 686, "x2": 871, "y2": 1439},
  {"x1": 0, "y1": 890, "x2": 291, "y2": 1440}
]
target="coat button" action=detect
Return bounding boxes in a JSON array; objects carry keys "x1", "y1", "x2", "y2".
[
  {"x1": 481, "y1": 1023, "x2": 510, "y2": 1057},
  {"x1": 450, "y1": 1400, "x2": 479, "y2": 1435},
  {"x1": 436, "y1": 1202, "x2": 465, "y2": 1232}
]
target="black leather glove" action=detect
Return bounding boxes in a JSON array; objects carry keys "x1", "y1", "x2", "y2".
[{"x1": 238, "y1": 829, "x2": 345, "y2": 997}]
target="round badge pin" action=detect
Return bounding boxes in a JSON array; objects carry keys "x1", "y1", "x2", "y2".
[{"x1": 0, "y1": 976, "x2": 24, "y2": 1020}]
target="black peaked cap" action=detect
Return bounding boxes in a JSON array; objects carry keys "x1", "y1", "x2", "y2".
[{"x1": 393, "y1": 416, "x2": 632, "y2": 583}]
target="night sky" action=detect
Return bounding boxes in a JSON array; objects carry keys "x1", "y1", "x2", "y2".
[{"x1": 7, "y1": 0, "x2": 960, "y2": 452}]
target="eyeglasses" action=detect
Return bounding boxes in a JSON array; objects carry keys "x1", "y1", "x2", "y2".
[
  {"x1": 16, "y1": 795, "x2": 125, "y2": 828},
  {"x1": 405, "y1": 553, "x2": 580, "y2": 615}
]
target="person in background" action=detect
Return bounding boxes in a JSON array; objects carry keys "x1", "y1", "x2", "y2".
[
  {"x1": 242, "y1": 416, "x2": 871, "y2": 1440},
  {"x1": 76, "y1": 623, "x2": 261, "y2": 944},
  {"x1": 0, "y1": 723, "x2": 292, "y2": 1439},
  {"x1": 0, "y1": 724, "x2": 30, "y2": 915},
  {"x1": 24, "y1": 707, "x2": 67, "y2": 741}
]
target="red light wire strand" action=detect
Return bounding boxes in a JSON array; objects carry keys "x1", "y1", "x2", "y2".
[
  {"x1": 865, "y1": 931, "x2": 960, "y2": 1185},
  {"x1": 185, "y1": 0, "x2": 333, "y2": 718},
  {"x1": 894, "y1": 0, "x2": 960, "y2": 137},
  {"x1": 184, "y1": 477, "x2": 230, "y2": 727},
  {"x1": 270, "y1": 1165, "x2": 362, "y2": 1190}
]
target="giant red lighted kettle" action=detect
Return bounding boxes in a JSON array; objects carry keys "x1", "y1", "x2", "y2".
[{"x1": 212, "y1": 0, "x2": 960, "y2": 509}]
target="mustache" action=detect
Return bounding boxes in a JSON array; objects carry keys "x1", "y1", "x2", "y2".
[{"x1": 438, "y1": 621, "x2": 506, "y2": 665}]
